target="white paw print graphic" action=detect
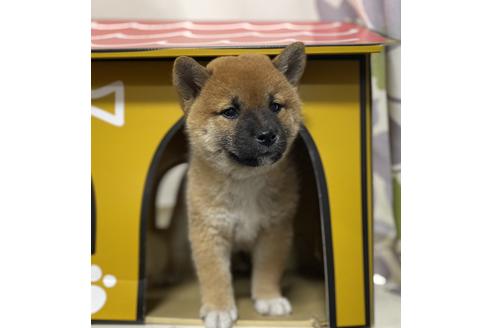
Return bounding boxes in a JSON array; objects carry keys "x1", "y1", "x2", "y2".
[{"x1": 91, "y1": 264, "x2": 117, "y2": 314}]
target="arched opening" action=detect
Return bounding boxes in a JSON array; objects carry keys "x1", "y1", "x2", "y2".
[
  {"x1": 297, "y1": 127, "x2": 337, "y2": 328},
  {"x1": 139, "y1": 118, "x2": 336, "y2": 327}
]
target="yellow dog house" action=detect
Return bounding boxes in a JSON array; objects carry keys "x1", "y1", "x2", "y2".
[{"x1": 91, "y1": 20, "x2": 384, "y2": 328}]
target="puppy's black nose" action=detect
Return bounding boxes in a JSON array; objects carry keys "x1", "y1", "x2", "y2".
[{"x1": 256, "y1": 131, "x2": 278, "y2": 147}]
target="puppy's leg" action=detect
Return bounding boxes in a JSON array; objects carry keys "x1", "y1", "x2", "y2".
[
  {"x1": 252, "y1": 222, "x2": 293, "y2": 316},
  {"x1": 189, "y1": 219, "x2": 237, "y2": 328}
]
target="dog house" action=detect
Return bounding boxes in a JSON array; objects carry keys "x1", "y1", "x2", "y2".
[{"x1": 91, "y1": 20, "x2": 385, "y2": 328}]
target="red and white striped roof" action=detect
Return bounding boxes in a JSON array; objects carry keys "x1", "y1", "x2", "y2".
[{"x1": 91, "y1": 20, "x2": 385, "y2": 50}]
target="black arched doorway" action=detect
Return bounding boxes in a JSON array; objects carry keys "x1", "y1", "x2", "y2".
[{"x1": 138, "y1": 118, "x2": 337, "y2": 328}]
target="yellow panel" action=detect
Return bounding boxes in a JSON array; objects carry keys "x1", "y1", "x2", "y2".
[
  {"x1": 91, "y1": 61, "x2": 183, "y2": 320},
  {"x1": 300, "y1": 59, "x2": 366, "y2": 327},
  {"x1": 91, "y1": 44, "x2": 383, "y2": 59},
  {"x1": 91, "y1": 57, "x2": 371, "y2": 325}
]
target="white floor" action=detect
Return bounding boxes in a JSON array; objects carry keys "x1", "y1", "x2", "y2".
[
  {"x1": 373, "y1": 285, "x2": 401, "y2": 328},
  {"x1": 92, "y1": 284, "x2": 400, "y2": 328}
]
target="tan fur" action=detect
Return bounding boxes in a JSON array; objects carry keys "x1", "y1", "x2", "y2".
[{"x1": 173, "y1": 43, "x2": 306, "y2": 328}]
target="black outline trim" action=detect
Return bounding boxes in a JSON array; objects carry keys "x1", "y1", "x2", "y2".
[
  {"x1": 358, "y1": 55, "x2": 371, "y2": 327},
  {"x1": 92, "y1": 54, "x2": 370, "y2": 63},
  {"x1": 298, "y1": 127, "x2": 337, "y2": 328},
  {"x1": 367, "y1": 54, "x2": 375, "y2": 327},
  {"x1": 137, "y1": 118, "x2": 186, "y2": 321},
  {"x1": 136, "y1": 119, "x2": 339, "y2": 327},
  {"x1": 91, "y1": 179, "x2": 96, "y2": 255}
]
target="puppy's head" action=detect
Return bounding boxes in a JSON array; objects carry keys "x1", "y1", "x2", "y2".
[{"x1": 173, "y1": 42, "x2": 306, "y2": 175}]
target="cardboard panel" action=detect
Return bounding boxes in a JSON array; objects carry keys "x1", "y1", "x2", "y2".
[
  {"x1": 300, "y1": 58, "x2": 368, "y2": 327},
  {"x1": 91, "y1": 60, "x2": 183, "y2": 320},
  {"x1": 91, "y1": 56, "x2": 372, "y2": 327}
]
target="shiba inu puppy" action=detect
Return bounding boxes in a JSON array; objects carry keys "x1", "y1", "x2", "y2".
[{"x1": 173, "y1": 42, "x2": 306, "y2": 328}]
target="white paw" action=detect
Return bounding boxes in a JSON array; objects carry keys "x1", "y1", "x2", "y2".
[
  {"x1": 200, "y1": 306, "x2": 237, "y2": 328},
  {"x1": 91, "y1": 264, "x2": 117, "y2": 314},
  {"x1": 254, "y1": 297, "x2": 292, "y2": 316}
]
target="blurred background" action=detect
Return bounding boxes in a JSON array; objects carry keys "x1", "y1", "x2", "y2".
[{"x1": 92, "y1": 1, "x2": 400, "y2": 327}]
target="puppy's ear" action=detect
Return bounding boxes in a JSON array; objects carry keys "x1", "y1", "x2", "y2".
[
  {"x1": 173, "y1": 56, "x2": 210, "y2": 112},
  {"x1": 273, "y1": 42, "x2": 306, "y2": 86}
]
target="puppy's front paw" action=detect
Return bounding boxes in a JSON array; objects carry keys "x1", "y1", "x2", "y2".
[
  {"x1": 254, "y1": 297, "x2": 292, "y2": 316},
  {"x1": 200, "y1": 305, "x2": 237, "y2": 328}
]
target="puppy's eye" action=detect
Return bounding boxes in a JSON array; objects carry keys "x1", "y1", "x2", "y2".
[
  {"x1": 270, "y1": 102, "x2": 283, "y2": 113},
  {"x1": 220, "y1": 107, "x2": 239, "y2": 119}
]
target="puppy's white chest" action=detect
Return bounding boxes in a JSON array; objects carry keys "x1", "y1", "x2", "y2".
[
  {"x1": 233, "y1": 196, "x2": 263, "y2": 247},
  {"x1": 227, "y1": 179, "x2": 266, "y2": 247}
]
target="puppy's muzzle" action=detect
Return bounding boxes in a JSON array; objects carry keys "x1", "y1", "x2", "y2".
[{"x1": 255, "y1": 130, "x2": 278, "y2": 147}]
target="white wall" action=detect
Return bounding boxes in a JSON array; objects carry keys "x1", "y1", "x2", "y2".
[{"x1": 91, "y1": 0, "x2": 320, "y2": 21}]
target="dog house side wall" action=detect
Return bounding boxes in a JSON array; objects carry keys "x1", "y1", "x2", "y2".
[
  {"x1": 91, "y1": 60, "x2": 183, "y2": 321},
  {"x1": 300, "y1": 55, "x2": 373, "y2": 327},
  {"x1": 91, "y1": 55, "x2": 373, "y2": 326}
]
